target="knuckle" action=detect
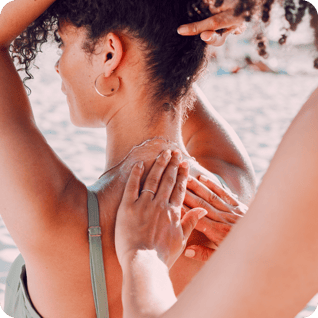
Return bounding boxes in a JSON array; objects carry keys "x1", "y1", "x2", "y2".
[
  {"x1": 169, "y1": 159, "x2": 179, "y2": 170},
  {"x1": 208, "y1": 18, "x2": 217, "y2": 30},
  {"x1": 166, "y1": 175, "x2": 176, "y2": 187},
  {"x1": 156, "y1": 155, "x2": 167, "y2": 167},
  {"x1": 197, "y1": 197, "x2": 208, "y2": 208},
  {"x1": 177, "y1": 181, "x2": 186, "y2": 194},
  {"x1": 148, "y1": 175, "x2": 160, "y2": 187},
  {"x1": 191, "y1": 22, "x2": 198, "y2": 34},
  {"x1": 208, "y1": 192, "x2": 218, "y2": 203},
  {"x1": 228, "y1": 214, "x2": 239, "y2": 223},
  {"x1": 158, "y1": 200, "x2": 168, "y2": 210},
  {"x1": 126, "y1": 183, "x2": 136, "y2": 193}
]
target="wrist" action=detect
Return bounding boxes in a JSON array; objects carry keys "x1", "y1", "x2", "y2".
[{"x1": 121, "y1": 249, "x2": 169, "y2": 275}]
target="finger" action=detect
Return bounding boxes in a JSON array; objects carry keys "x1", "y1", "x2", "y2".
[
  {"x1": 195, "y1": 216, "x2": 231, "y2": 246},
  {"x1": 169, "y1": 160, "x2": 189, "y2": 206},
  {"x1": 199, "y1": 175, "x2": 240, "y2": 206},
  {"x1": 187, "y1": 175, "x2": 232, "y2": 212},
  {"x1": 233, "y1": 204, "x2": 248, "y2": 216},
  {"x1": 184, "y1": 190, "x2": 239, "y2": 224},
  {"x1": 181, "y1": 208, "x2": 208, "y2": 241},
  {"x1": 233, "y1": 23, "x2": 247, "y2": 35},
  {"x1": 141, "y1": 149, "x2": 172, "y2": 197},
  {"x1": 201, "y1": 27, "x2": 236, "y2": 46},
  {"x1": 122, "y1": 161, "x2": 144, "y2": 203},
  {"x1": 155, "y1": 150, "x2": 182, "y2": 200},
  {"x1": 184, "y1": 245, "x2": 216, "y2": 262},
  {"x1": 177, "y1": 10, "x2": 243, "y2": 36}
]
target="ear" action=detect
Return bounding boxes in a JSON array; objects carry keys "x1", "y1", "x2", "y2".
[{"x1": 102, "y1": 33, "x2": 123, "y2": 77}]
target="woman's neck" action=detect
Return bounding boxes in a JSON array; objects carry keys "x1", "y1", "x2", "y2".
[{"x1": 104, "y1": 102, "x2": 187, "y2": 171}]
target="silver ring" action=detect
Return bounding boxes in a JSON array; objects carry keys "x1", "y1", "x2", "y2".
[{"x1": 141, "y1": 189, "x2": 156, "y2": 196}]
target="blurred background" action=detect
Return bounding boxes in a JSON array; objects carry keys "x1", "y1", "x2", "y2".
[{"x1": 1, "y1": 2, "x2": 318, "y2": 316}]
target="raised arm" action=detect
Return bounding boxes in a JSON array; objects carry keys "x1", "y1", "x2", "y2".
[
  {"x1": 183, "y1": 84, "x2": 256, "y2": 205},
  {"x1": 117, "y1": 86, "x2": 318, "y2": 318},
  {"x1": 0, "y1": 0, "x2": 83, "y2": 261}
]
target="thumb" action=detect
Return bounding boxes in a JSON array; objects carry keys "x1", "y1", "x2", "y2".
[
  {"x1": 200, "y1": 30, "x2": 229, "y2": 46},
  {"x1": 181, "y1": 208, "x2": 207, "y2": 241}
]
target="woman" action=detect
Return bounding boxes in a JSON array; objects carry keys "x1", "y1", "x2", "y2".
[{"x1": 0, "y1": 0, "x2": 254, "y2": 317}]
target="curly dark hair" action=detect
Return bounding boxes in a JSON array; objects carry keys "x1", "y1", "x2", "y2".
[
  {"x1": 9, "y1": 0, "x2": 318, "y2": 101},
  {"x1": 10, "y1": 0, "x2": 213, "y2": 111}
]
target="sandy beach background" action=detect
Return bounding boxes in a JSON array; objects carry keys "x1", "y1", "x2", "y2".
[{"x1": 1, "y1": 8, "x2": 318, "y2": 316}]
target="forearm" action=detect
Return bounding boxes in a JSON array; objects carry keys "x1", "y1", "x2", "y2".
[
  {"x1": 183, "y1": 84, "x2": 256, "y2": 204},
  {"x1": 121, "y1": 250, "x2": 177, "y2": 318},
  {"x1": 0, "y1": 0, "x2": 76, "y2": 259},
  {"x1": 0, "y1": 0, "x2": 56, "y2": 48}
]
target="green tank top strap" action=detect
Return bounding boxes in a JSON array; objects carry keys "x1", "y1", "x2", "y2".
[{"x1": 87, "y1": 188, "x2": 109, "y2": 318}]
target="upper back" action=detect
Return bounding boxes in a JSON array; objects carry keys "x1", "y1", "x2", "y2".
[{"x1": 23, "y1": 146, "x2": 221, "y2": 318}]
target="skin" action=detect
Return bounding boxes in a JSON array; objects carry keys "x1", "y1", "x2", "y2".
[
  {"x1": 116, "y1": 85, "x2": 318, "y2": 318},
  {"x1": 0, "y1": 0, "x2": 255, "y2": 317}
]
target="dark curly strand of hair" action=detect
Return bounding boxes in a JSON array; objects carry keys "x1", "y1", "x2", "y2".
[
  {"x1": 284, "y1": 0, "x2": 297, "y2": 28},
  {"x1": 234, "y1": 0, "x2": 256, "y2": 22},
  {"x1": 295, "y1": 0, "x2": 309, "y2": 26},
  {"x1": 279, "y1": 0, "x2": 315, "y2": 44},
  {"x1": 283, "y1": 0, "x2": 309, "y2": 31},
  {"x1": 256, "y1": 0, "x2": 318, "y2": 64},
  {"x1": 256, "y1": 33, "x2": 268, "y2": 58},
  {"x1": 262, "y1": 0, "x2": 275, "y2": 23}
]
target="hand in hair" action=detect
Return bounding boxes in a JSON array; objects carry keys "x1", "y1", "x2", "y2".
[{"x1": 178, "y1": 0, "x2": 246, "y2": 46}]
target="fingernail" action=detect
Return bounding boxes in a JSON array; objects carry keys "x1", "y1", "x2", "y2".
[
  {"x1": 185, "y1": 249, "x2": 195, "y2": 258},
  {"x1": 137, "y1": 161, "x2": 144, "y2": 169},
  {"x1": 198, "y1": 209, "x2": 208, "y2": 219},
  {"x1": 180, "y1": 160, "x2": 189, "y2": 169},
  {"x1": 201, "y1": 33, "x2": 212, "y2": 41},
  {"x1": 163, "y1": 149, "x2": 171, "y2": 161},
  {"x1": 174, "y1": 149, "x2": 182, "y2": 161},
  {"x1": 177, "y1": 25, "x2": 188, "y2": 35},
  {"x1": 201, "y1": 33, "x2": 217, "y2": 42},
  {"x1": 199, "y1": 175, "x2": 208, "y2": 182}
]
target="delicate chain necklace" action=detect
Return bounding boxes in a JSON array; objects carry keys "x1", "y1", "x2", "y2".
[{"x1": 99, "y1": 136, "x2": 196, "y2": 179}]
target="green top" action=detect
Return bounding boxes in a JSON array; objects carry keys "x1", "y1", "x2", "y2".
[{"x1": 4, "y1": 188, "x2": 109, "y2": 318}]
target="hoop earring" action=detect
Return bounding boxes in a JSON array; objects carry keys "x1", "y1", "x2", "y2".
[{"x1": 94, "y1": 73, "x2": 120, "y2": 97}]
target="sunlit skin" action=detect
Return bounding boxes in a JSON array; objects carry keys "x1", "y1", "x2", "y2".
[
  {"x1": 116, "y1": 86, "x2": 318, "y2": 318},
  {"x1": 47, "y1": 22, "x2": 237, "y2": 317},
  {"x1": 0, "y1": 0, "x2": 256, "y2": 317}
]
